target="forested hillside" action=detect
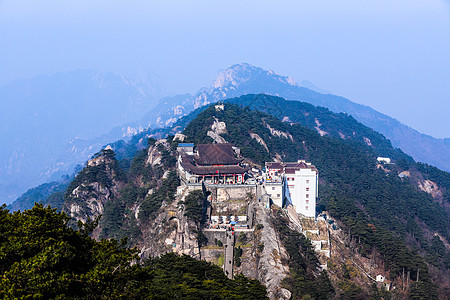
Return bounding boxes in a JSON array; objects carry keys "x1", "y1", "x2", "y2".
[
  {"x1": 0, "y1": 204, "x2": 267, "y2": 299},
  {"x1": 182, "y1": 103, "x2": 449, "y2": 297},
  {"x1": 10, "y1": 95, "x2": 449, "y2": 298}
]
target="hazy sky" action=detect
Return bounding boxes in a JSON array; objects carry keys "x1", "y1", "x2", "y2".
[{"x1": 1, "y1": 0, "x2": 449, "y2": 138}]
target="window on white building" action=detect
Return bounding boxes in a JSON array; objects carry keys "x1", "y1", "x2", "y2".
[
  {"x1": 272, "y1": 187, "x2": 275, "y2": 190},
  {"x1": 306, "y1": 180, "x2": 309, "y2": 184},
  {"x1": 306, "y1": 194, "x2": 309, "y2": 198},
  {"x1": 277, "y1": 194, "x2": 280, "y2": 197},
  {"x1": 306, "y1": 187, "x2": 309, "y2": 191},
  {"x1": 306, "y1": 200, "x2": 309, "y2": 204},
  {"x1": 305, "y1": 206, "x2": 309, "y2": 210}
]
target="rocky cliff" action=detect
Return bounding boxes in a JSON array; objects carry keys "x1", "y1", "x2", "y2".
[{"x1": 46, "y1": 101, "x2": 449, "y2": 298}]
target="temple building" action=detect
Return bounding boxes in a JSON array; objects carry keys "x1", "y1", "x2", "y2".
[
  {"x1": 265, "y1": 160, "x2": 318, "y2": 218},
  {"x1": 178, "y1": 143, "x2": 248, "y2": 185}
]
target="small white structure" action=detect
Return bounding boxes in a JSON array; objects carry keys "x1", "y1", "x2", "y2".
[
  {"x1": 377, "y1": 157, "x2": 391, "y2": 164},
  {"x1": 237, "y1": 216, "x2": 247, "y2": 222},
  {"x1": 265, "y1": 182, "x2": 284, "y2": 208},
  {"x1": 177, "y1": 143, "x2": 194, "y2": 154},
  {"x1": 376, "y1": 275, "x2": 385, "y2": 282}
]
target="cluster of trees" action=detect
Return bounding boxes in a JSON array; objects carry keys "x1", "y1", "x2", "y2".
[
  {"x1": 8, "y1": 178, "x2": 70, "y2": 211},
  {"x1": 183, "y1": 104, "x2": 300, "y2": 165},
  {"x1": 0, "y1": 204, "x2": 268, "y2": 299},
  {"x1": 226, "y1": 94, "x2": 413, "y2": 164},
  {"x1": 182, "y1": 190, "x2": 208, "y2": 225},
  {"x1": 184, "y1": 102, "x2": 448, "y2": 297},
  {"x1": 62, "y1": 139, "x2": 180, "y2": 242},
  {"x1": 272, "y1": 210, "x2": 335, "y2": 299},
  {"x1": 139, "y1": 170, "x2": 179, "y2": 221},
  {"x1": 8, "y1": 96, "x2": 448, "y2": 297},
  {"x1": 64, "y1": 149, "x2": 126, "y2": 206}
]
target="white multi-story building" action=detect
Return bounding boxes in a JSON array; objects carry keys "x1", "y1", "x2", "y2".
[{"x1": 265, "y1": 160, "x2": 318, "y2": 218}]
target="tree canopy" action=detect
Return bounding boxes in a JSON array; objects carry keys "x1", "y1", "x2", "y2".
[{"x1": 0, "y1": 204, "x2": 267, "y2": 299}]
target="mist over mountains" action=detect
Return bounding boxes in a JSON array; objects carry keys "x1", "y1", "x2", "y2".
[
  {"x1": 138, "y1": 63, "x2": 450, "y2": 172},
  {"x1": 0, "y1": 70, "x2": 164, "y2": 203},
  {"x1": 1, "y1": 63, "x2": 449, "y2": 205}
]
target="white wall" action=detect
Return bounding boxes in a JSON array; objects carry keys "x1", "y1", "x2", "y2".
[
  {"x1": 285, "y1": 168, "x2": 317, "y2": 218},
  {"x1": 265, "y1": 182, "x2": 283, "y2": 207}
]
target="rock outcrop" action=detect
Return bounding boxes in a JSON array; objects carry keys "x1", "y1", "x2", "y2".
[{"x1": 64, "y1": 149, "x2": 125, "y2": 225}]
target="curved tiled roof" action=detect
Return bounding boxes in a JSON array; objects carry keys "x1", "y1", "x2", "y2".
[
  {"x1": 181, "y1": 156, "x2": 247, "y2": 175},
  {"x1": 195, "y1": 144, "x2": 241, "y2": 165}
]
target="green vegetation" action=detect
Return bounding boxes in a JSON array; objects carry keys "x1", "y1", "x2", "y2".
[
  {"x1": 18, "y1": 95, "x2": 448, "y2": 297},
  {"x1": 416, "y1": 162, "x2": 450, "y2": 202},
  {"x1": 227, "y1": 94, "x2": 413, "y2": 164},
  {"x1": 182, "y1": 190, "x2": 207, "y2": 224},
  {"x1": 64, "y1": 149, "x2": 125, "y2": 204},
  {"x1": 184, "y1": 101, "x2": 447, "y2": 297},
  {"x1": 237, "y1": 232, "x2": 247, "y2": 244},
  {"x1": 0, "y1": 204, "x2": 268, "y2": 299},
  {"x1": 128, "y1": 147, "x2": 155, "y2": 181},
  {"x1": 139, "y1": 170, "x2": 179, "y2": 221},
  {"x1": 8, "y1": 177, "x2": 71, "y2": 211},
  {"x1": 234, "y1": 246, "x2": 243, "y2": 267},
  {"x1": 273, "y1": 210, "x2": 335, "y2": 299},
  {"x1": 100, "y1": 185, "x2": 146, "y2": 242}
]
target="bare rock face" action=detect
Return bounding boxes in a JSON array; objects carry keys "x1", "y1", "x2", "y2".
[
  {"x1": 250, "y1": 133, "x2": 269, "y2": 152},
  {"x1": 418, "y1": 179, "x2": 443, "y2": 200},
  {"x1": 253, "y1": 204, "x2": 291, "y2": 300},
  {"x1": 138, "y1": 204, "x2": 179, "y2": 259},
  {"x1": 138, "y1": 187, "x2": 201, "y2": 260},
  {"x1": 265, "y1": 123, "x2": 293, "y2": 142},
  {"x1": 207, "y1": 117, "x2": 228, "y2": 144},
  {"x1": 146, "y1": 144, "x2": 162, "y2": 166},
  {"x1": 68, "y1": 183, "x2": 112, "y2": 223},
  {"x1": 207, "y1": 131, "x2": 227, "y2": 144},
  {"x1": 211, "y1": 117, "x2": 227, "y2": 135},
  {"x1": 64, "y1": 149, "x2": 125, "y2": 225}
]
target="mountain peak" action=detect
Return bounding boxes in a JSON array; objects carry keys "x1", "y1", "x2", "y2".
[
  {"x1": 193, "y1": 63, "x2": 301, "y2": 109},
  {"x1": 211, "y1": 63, "x2": 299, "y2": 90}
]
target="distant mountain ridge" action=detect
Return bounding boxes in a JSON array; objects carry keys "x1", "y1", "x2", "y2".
[
  {"x1": 32, "y1": 101, "x2": 447, "y2": 298},
  {"x1": 142, "y1": 63, "x2": 450, "y2": 172},
  {"x1": 35, "y1": 63, "x2": 450, "y2": 194},
  {"x1": 4, "y1": 63, "x2": 449, "y2": 205},
  {"x1": 0, "y1": 70, "x2": 165, "y2": 203}
]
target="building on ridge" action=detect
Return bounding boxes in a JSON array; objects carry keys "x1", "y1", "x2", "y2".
[
  {"x1": 265, "y1": 160, "x2": 318, "y2": 218},
  {"x1": 178, "y1": 143, "x2": 248, "y2": 185}
]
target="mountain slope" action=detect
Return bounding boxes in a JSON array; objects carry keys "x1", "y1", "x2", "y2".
[
  {"x1": 150, "y1": 63, "x2": 450, "y2": 172},
  {"x1": 35, "y1": 99, "x2": 449, "y2": 298},
  {"x1": 182, "y1": 103, "x2": 448, "y2": 297}
]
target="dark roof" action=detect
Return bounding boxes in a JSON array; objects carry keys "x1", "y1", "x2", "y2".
[
  {"x1": 285, "y1": 162, "x2": 308, "y2": 169},
  {"x1": 196, "y1": 144, "x2": 241, "y2": 165},
  {"x1": 266, "y1": 160, "x2": 318, "y2": 174},
  {"x1": 181, "y1": 156, "x2": 247, "y2": 175},
  {"x1": 285, "y1": 168, "x2": 297, "y2": 174},
  {"x1": 266, "y1": 162, "x2": 283, "y2": 169}
]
